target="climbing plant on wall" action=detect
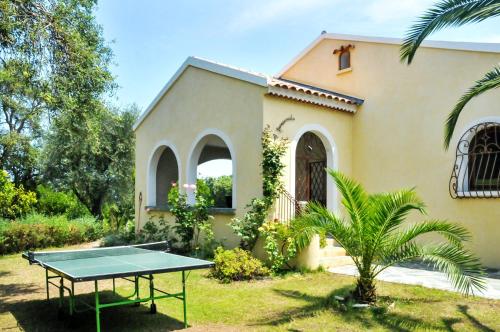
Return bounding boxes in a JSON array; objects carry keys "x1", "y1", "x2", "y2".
[{"x1": 231, "y1": 126, "x2": 288, "y2": 251}]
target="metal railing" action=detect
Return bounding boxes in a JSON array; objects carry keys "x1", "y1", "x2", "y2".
[{"x1": 273, "y1": 187, "x2": 300, "y2": 225}]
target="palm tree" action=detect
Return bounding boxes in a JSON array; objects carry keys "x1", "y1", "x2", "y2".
[
  {"x1": 294, "y1": 170, "x2": 485, "y2": 303},
  {"x1": 400, "y1": 0, "x2": 500, "y2": 149}
]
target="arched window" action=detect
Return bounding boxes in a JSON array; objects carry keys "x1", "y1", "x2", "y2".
[
  {"x1": 333, "y1": 44, "x2": 354, "y2": 71},
  {"x1": 450, "y1": 122, "x2": 500, "y2": 198},
  {"x1": 339, "y1": 50, "x2": 350, "y2": 70},
  {"x1": 187, "y1": 131, "x2": 235, "y2": 209},
  {"x1": 147, "y1": 144, "x2": 179, "y2": 207}
]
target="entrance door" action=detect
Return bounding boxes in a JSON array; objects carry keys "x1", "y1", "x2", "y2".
[
  {"x1": 309, "y1": 161, "x2": 327, "y2": 206},
  {"x1": 295, "y1": 132, "x2": 327, "y2": 206}
]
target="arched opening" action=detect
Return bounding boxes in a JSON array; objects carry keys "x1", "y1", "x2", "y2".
[
  {"x1": 295, "y1": 132, "x2": 327, "y2": 206},
  {"x1": 147, "y1": 144, "x2": 179, "y2": 207},
  {"x1": 187, "y1": 132, "x2": 235, "y2": 208}
]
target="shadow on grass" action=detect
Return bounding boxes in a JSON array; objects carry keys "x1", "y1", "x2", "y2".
[
  {"x1": 2, "y1": 290, "x2": 185, "y2": 332},
  {"x1": 254, "y1": 286, "x2": 474, "y2": 332},
  {"x1": 457, "y1": 305, "x2": 495, "y2": 332},
  {"x1": 0, "y1": 282, "x2": 39, "y2": 301}
]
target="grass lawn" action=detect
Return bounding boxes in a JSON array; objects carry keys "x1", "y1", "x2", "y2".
[{"x1": 1, "y1": 244, "x2": 499, "y2": 331}]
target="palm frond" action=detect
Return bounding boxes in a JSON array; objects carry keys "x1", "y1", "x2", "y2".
[
  {"x1": 292, "y1": 202, "x2": 362, "y2": 268},
  {"x1": 369, "y1": 189, "x2": 425, "y2": 241},
  {"x1": 293, "y1": 203, "x2": 354, "y2": 252},
  {"x1": 376, "y1": 241, "x2": 485, "y2": 296},
  {"x1": 401, "y1": 0, "x2": 500, "y2": 64},
  {"x1": 327, "y1": 169, "x2": 369, "y2": 242},
  {"x1": 386, "y1": 220, "x2": 472, "y2": 251},
  {"x1": 421, "y1": 243, "x2": 486, "y2": 295},
  {"x1": 444, "y1": 65, "x2": 500, "y2": 148},
  {"x1": 375, "y1": 241, "x2": 422, "y2": 275}
]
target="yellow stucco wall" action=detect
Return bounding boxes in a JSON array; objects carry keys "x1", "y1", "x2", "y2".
[
  {"x1": 281, "y1": 38, "x2": 500, "y2": 267},
  {"x1": 263, "y1": 95, "x2": 354, "y2": 211},
  {"x1": 134, "y1": 66, "x2": 266, "y2": 248}
]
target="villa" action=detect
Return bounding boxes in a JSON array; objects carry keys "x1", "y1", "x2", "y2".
[{"x1": 133, "y1": 33, "x2": 500, "y2": 269}]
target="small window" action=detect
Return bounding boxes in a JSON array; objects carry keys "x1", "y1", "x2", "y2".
[
  {"x1": 339, "y1": 50, "x2": 350, "y2": 70},
  {"x1": 450, "y1": 122, "x2": 500, "y2": 198},
  {"x1": 333, "y1": 44, "x2": 354, "y2": 71}
]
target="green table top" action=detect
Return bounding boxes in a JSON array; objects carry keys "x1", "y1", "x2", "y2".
[{"x1": 24, "y1": 245, "x2": 214, "y2": 282}]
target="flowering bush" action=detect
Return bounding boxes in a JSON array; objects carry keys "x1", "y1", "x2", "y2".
[{"x1": 259, "y1": 219, "x2": 297, "y2": 273}]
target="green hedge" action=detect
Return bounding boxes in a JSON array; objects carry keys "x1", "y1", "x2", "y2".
[{"x1": 0, "y1": 214, "x2": 103, "y2": 254}]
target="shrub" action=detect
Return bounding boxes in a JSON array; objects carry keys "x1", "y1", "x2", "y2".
[
  {"x1": 210, "y1": 247, "x2": 269, "y2": 283},
  {"x1": 101, "y1": 216, "x2": 175, "y2": 248},
  {"x1": 259, "y1": 220, "x2": 298, "y2": 273},
  {"x1": 0, "y1": 170, "x2": 37, "y2": 219},
  {"x1": 101, "y1": 200, "x2": 134, "y2": 232},
  {"x1": 202, "y1": 176, "x2": 232, "y2": 207},
  {"x1": 0, "y1": 213, "x2": 103, "y2": 254},
  {"x1": 36, "y1": 185, "x2": 90, "y2": 219},
  {"x1": 168, "y1": 182, "x2": 214, "y2": 253}
]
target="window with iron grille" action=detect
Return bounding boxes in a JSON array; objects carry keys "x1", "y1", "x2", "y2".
[{"x1": 450, "y1": 122, "x2": 500, "y2": 198}]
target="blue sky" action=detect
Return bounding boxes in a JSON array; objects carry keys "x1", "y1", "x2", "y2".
[
  {"x1": 95, "y1": 0, "x2": 500, "y2": 178},
  {"x1": 96, "y1": 0, "x2": 500, "y2": 110}
]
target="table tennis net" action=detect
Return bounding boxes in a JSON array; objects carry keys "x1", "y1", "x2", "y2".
[{"x1": 28, "y1": 242, "x2": 170, "y2": 263}]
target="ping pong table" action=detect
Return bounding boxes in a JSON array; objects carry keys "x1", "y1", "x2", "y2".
[{"x1": 23, "y1": 242, "x2": 214, "y2": 331}]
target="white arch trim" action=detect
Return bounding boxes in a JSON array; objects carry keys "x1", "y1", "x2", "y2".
[
  {"x1": 146, "y1": 140, "x2": 181, "y2": 206},
  {"x1": 186, "y1": 128, "x2": 237, "y2": 208},
  {"x1": 454, "y1": 116, "x2": 500, "y2": 196},
  {"x1": 290, "y1": 124, "x2": 339, "y2": 212}
]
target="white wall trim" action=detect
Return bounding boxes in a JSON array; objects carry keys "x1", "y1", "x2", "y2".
[
  {"x1": 146, "y1": 140, "x2": 181, "y2": 206},
  {"x1": 453, "y1": 116, "x2": 500, "y2": 193},
  {"x1": 290, "y1": 124, "x2": 339, "y2": 212},
  {"x1": 133, "y1": 56, "x2": 268, "y2": 131},
  {"x1": 276, "y1": 33, "x2": 500, "y2": 77},
  {"x1": 186, "y1": 128, "x2": 237, "y2": 208}
]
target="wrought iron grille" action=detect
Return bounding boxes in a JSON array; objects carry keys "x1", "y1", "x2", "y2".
[
  {"x1": 295, "y1": 132, "x2": 327, "y2": 204},
  {"x1": 310, "y1": 161, "x2": 327, "y2": 206},
  {"x1": 450, "y1": 122, "x2": 500, "y2": 198}
]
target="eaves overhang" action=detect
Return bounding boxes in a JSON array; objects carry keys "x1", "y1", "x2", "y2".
[{"x1": 267, "y1": 78, "x2": 363, "y2": 113}]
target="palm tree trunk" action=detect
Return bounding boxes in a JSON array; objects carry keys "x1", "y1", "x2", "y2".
[{"x1": 353, "y1": 275, "x2": 377, "y2": 304}]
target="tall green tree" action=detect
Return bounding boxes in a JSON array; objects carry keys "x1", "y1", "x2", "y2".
[
  {"x1": 0, "y1": 0, "x2": 114, "y2": 187},
  {"x1": 400, "y1": 0, "x2": 500, "y2": 148},
  {"x1": 294, "y1": 170, "x2": 485, "y2": 303},
  {"x1": 41, "y1": 105, "x2": 138, "y2": 217}
]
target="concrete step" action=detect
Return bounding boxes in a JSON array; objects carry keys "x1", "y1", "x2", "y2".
[{"x1": 318, "y1": 256, "x2": 354, "y2": 269}]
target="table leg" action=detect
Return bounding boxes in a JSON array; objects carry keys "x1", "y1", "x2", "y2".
[
  {"x1": 149, "y1": 274, "x2": 156, "y2": 314},
  {"x1": 95, "y1": 280, "x2": 101, "y2": 332},
  {"x1": 182, "y1": 271, "x2": 187, "y2": 328},
  {"x1": 58, "y1": 278, "x2": 64, "y2": 309},
  {"x1": 70, "y1": 281, "x2": 74, "y2": 316},
  {"x1": 45, "y1": 269, "x2": 49, "y2": 301},
  {"x1": 134, "y1": 276, "x2": 140, "y2": 306}
]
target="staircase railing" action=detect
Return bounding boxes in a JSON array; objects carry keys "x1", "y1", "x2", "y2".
[{"x1": 273, "y1": 187, "x2": 300, "y2": 225}]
